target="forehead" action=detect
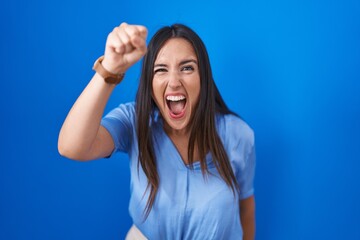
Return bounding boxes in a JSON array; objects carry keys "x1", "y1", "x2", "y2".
[{"x1": 155, "y1": 38, "x2": 197, "y2": 63}]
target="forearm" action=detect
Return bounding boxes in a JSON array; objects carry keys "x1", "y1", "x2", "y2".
[
  {"x1": 58, "y1": 23, "x2": 147, "y2": 160},
  {"x1": 240, "y1": 196, "x2": 256, "y2": 240},
  {"x1": 58, "y1": 73, "x2": 116, "y2": 160}
]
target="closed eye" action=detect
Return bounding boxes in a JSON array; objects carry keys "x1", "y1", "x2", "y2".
[
  {"x1": 181, "y1": 65, "x2": 194, "y2": 72},
  {"x1": 154, "y1": 68, "x2": 167, "y2": 74}
]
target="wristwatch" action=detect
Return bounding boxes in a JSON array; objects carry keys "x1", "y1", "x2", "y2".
[{"x1": 93, "y1": 56, "x2": 125, "y2": 84}]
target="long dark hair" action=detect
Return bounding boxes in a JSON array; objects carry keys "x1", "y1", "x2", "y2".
[{"x1": 135, "y1": 24, "x2": 239, "y2": 218}]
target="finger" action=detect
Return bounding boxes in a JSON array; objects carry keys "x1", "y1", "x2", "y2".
[
  {"x1": 118, "y1": 23, "x2": 147, "y2": 40},
  {"x1": 124, "y1": 36, "x2": 147, "y2": 64},
  {"x1": 119, "y1": 22, "x2": 128, "y2": 28},
  {"x1": 131, "y1": 36, "x2": 147, "y2": 54},
  {"x1": 124, "y1": 24, "x2": 147, "y2": 41},
  {"x1": 135, "y1": 25, "x2": 148, "y2": 39},
  {"x1": 115, "y1": 27, "x2": 134, "y2": 53},
  {"x1": 106, "y1": 30, "x2": 125, "y2": 54}
]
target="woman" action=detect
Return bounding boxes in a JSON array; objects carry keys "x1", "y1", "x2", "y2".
[{"x1": 58, "y1": 22, "x2": 256, "y2": 240}]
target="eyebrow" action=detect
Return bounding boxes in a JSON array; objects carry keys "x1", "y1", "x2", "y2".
[
  {"x1": 154, "y1": 59, "x2": 198, "y2": 68},
  {"x1": 180, "y1": 59, "x2": 197, "y2": 65}
]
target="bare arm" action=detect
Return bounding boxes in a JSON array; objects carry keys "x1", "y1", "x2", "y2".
[
  {"x1": 58, "y1": 23, "x2": 147, "y2": 161},
  {"x1": 240, "y1": 195, "x2": 256, "y2": 240},
  {"x1": 58, "y1": 74, "x2": 117, "y2": 160}
]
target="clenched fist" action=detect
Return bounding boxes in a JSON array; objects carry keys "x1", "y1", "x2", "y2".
[{"x1": 102, "y1": 22, "x2": 148, "y2": 74}]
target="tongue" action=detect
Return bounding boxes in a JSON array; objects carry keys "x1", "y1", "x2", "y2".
[{"x1": 169, "y1": 100, "x2": 185, "y2": 115}]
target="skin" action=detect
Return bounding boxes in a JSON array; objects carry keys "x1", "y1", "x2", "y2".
[
  {"x1": 241, "y1": 196, "x2": 256, "y2": 240},
  {"x1": 58, "y1": 23, "x2": 147, "y2": 160},
  {"x1": 152, "y1": 38, "x2": 201, "y2": 164},
  {"x1": 57, "y1": 22, "x2": 255, "y2": 239}
]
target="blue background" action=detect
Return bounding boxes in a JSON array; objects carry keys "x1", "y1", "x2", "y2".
[{"x1": 1, "y1": 0, "x2": 360, "y2": 239}]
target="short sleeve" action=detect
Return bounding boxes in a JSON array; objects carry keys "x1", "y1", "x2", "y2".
[
  {"x1": 100, "y1": 102, "x2": 136, "y2": 153},
  {"x1": 237, "y1": 143, "x2": 256, "y2": 200}
]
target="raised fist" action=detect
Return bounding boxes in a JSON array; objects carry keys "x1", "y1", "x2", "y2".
[{"x1": 102, "y1": 22, "x2": 148, "y2": 74}]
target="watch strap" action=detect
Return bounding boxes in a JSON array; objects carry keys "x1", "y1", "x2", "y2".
[{"x1": 93, "y1": 56, "x2": 124, "y2": 85}]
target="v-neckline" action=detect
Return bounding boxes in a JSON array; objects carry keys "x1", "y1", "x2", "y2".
[
  {"x1": 153, "y1": 111, "x2": 213, "y2": 170},
  {"x1": 160, "y1": 125, "x2": 213, "y2": 171}
]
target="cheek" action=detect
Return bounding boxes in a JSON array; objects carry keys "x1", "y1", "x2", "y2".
[{"x1": 190, "y1": 78, "x2": 201, "y2": 104}]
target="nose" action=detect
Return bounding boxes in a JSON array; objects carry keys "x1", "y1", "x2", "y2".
[{"x1": 168, "y1": 71, "x2": 182, "y2": 89}]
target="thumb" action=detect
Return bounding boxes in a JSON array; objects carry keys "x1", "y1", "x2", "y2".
[
  {"x1": 125, "y1": 37, "x2": 147, "y2": 63},
  {"x1": 131, "y1": 36, "x2": 147, "y2": 54}
]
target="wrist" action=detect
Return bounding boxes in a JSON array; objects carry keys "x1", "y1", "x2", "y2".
[
  {"x1": 101, "y1": 57, "x2": 127, "y2": 75},
  {"x1": 101, "y1": 58, "x2": 118, "y2": 74},
  {"x1": 93, "y1": 56, "x2": 125, "y2": 85}
]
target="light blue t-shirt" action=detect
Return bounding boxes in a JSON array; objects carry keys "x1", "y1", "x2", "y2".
[{"x1": 101, "y1": 102, "x2": 255, "y2": 239}]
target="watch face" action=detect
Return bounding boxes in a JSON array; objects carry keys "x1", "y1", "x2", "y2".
[{"x1": 104, "y1": 76, "x2": 119, "y2": 84}]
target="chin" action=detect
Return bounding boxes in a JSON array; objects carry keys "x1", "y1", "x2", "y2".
[{"x1": 161, "y1": 105, "x2": 192, "y2": 133}]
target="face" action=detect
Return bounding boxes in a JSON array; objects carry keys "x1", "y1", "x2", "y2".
[{"x1": 152, "y1": 38, "x2": 201, "y2": 134}]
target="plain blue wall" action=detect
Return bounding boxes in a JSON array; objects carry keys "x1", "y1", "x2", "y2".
[{"x1": 1, "y1": 0, "x2": 359, "y2": 239}]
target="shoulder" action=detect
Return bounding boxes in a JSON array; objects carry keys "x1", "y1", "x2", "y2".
[
  {"x1": 101, "y1": 102, "x2": 137, "y2": 133},
  {"x1": 216, "y1": 113, "x2": 255, "y2": 149},
  {"x1": 116, "y1": 101, "x2": 136, "y2": 113},
  {"x1": 216, "y1": 114, "x2": 256, "y2": 188},
  {"x1": 105, "y1": 102, "x2": 136, "y2": 120}
]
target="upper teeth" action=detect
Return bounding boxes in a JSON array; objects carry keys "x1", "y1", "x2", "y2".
[{"x1": 166, "y1": 95, "x2": 186, "y2": 101}]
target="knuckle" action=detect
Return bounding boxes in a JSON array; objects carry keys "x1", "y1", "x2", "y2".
[
  {"x1": 129, "y1": 26, "x2": 139, "y2": 36},
  {"x1": 138, "y1": 26, "x2": 147, "y2": 37},
  {"x1": 123, "y1": 38, "x2": 130, "y2": 45},
  {"x1": 140, "y1": 26, "x2": 147, "y2": 33},
  {"x1": 131, "y1": 29, "x2": 139, "y2": 37},
  {"x1": 116, "y1": 45, "x2": 125, "y2": 52}
]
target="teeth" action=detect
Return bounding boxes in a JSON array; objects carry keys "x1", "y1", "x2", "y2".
[{"x1": 166, "y1": 95, "x2": 186, "y2": 101}]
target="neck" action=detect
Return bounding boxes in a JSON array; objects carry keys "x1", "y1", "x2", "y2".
[
  {"x1": 163, "y1": 123, "x2": 190, "y2": 139},
  {"x1": 163, "y1": 122, "x2": 200, "y2": 164}
]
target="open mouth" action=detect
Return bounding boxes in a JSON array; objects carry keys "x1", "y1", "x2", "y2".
[{"x1": 166, "y1": 95, "x2": 187, "y2": 118}]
